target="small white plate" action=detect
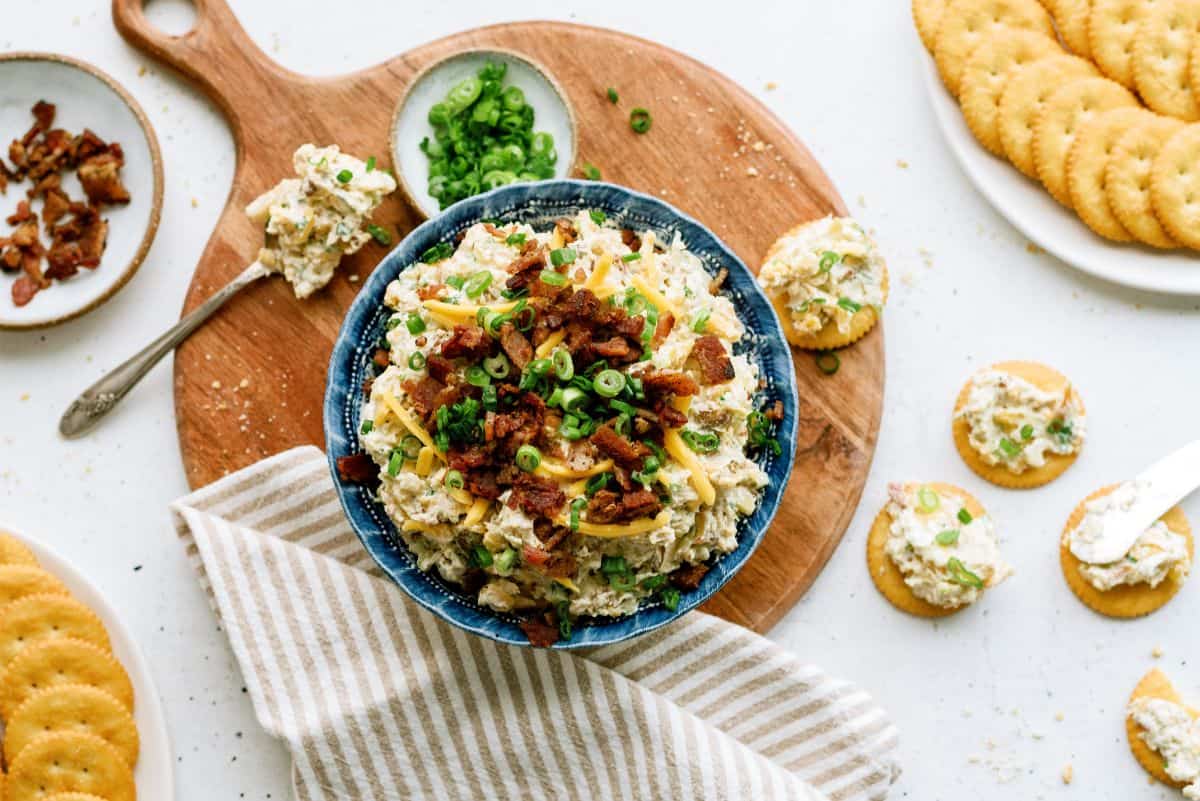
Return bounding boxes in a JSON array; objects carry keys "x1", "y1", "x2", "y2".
[
  {"x1": 921, "y1": 52, "x2": 1200, "y2": 295},
  {"x1": 0, "y1": 53, "x2": 163, "y2": 328},
  {"x1": 391, "y1": 48, "x2": 577, "y2": 218},
  {"x1": 2, "y1": 527, "x2": 174, "y2": 800}
]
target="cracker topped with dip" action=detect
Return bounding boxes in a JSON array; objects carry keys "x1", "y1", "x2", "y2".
[
  {"x1": 245, "y1": 143, "x2": 396, "y2": 298},
  {"x1": 757, "y1": 215, "x2": 888, "y2": 351},
  {"x1": 1060, "y1": 482, "x2": 1193, "y2": 618},
  {"x1": 867, "y1": 481, "x2": 1012, "y2": 617},
  {"x1": 953, "y1": 360, "x2": 1086, "y2": 488},
  {"x1": 1127, "y1": 669, "x2": 1200, "y2": 798}
]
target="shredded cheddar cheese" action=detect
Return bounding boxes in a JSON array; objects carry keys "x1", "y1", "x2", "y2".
[
  {"x1": 558, "y1": 510, "x2": 673, "y2": 539},
  {"x1": 534, "y1": 330, "x2": 567, "y2": 360},
  {"x1": 536, "y1": 458, "x2": 614, "y2": 480},
  {"x1": 463, "y1": 498, "x2": 490, "y2": 527}
]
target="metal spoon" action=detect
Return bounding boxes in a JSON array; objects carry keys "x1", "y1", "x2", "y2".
[
  {"x1": 1068, "y1": 438, "x2": 1200, "y2": 564},
  {"x1": 59, "y1": 261, "x2": 269, "y2": 438}
]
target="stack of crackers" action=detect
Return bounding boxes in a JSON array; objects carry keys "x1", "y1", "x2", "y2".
[
  {"x1": 0, "y1": 533, "x2": 137, "y2": 801},
  {"x1": 916, "y1": 0, "x2": 1200, "y2": 249}
]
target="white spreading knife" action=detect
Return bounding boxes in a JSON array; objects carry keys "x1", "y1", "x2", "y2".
[{"x1": 1069, "y1": 439, "x2": 1200, "y2": 565}]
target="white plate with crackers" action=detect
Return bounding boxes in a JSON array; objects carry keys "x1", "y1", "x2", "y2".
[
  {"x1": 0, "y1": 527, "x2": 173, "y2": 801},
  {"x1": 915, "y1": 0, "x2": 1200, "y2": 296}
]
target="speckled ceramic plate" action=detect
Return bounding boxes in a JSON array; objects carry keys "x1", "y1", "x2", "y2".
[
  {"x1": 390, "y1": 48, "x2": 576, "y2": 219},
  {"x1": 0, "y1": 53, "x2": 163, "y2": 329},
  {"x1": 325, "y1": 179, "x2": 799, "y2": 649},
  {"x1": 1, "y1": 526, "x2": 174, "y2": 800},
  {"x1": 921, "y1": 51, "x2": 1200, "y2": 295}
]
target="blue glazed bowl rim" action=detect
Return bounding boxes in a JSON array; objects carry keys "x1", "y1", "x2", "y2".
[{"x1": 325, "y1": 179, "x2": 799, "y2": 648}]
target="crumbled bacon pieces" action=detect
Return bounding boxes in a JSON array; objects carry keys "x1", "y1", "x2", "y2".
[
  {"x1": 591, "y1": 424, "x2": 649, "y2": 469},
  {"x1": 336, "y1": 453, "x2": 377, "y2": 484},
  {"x1": 690, "y1": 335, "x2": 735, "y2": 385},
  {"x1": 440, "y1": 324, "x2": 492, "y2": 361},
  {"x1": 508, "y1": 472, "x2": 566, "y2": 519},
  {"x1": 670, "y1": 562, "x2": 710, "y2": 591},
  {"x1": 586, "y1": 489, "x2": 662, "y2": 524},
  {"x1": 518, "y1": 617, "x2": 560, "y2": 648}
]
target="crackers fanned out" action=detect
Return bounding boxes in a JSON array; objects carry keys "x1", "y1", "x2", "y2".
[
  {"x1": 1150, "y1": 123, "x2": 1200, "y2": 248},
  {"x1": 960, "y1": 30, "x2": 1064, "y2": 155},
  {"x1": 1060, "y1": 485, "x2": 1194, "y2": 617},
  {"x1": 4, "y1": 684, "x2": 140, "y2": 767},
  {"x1": 5, "y1": 731, "x2": 136, "y2": 801},
  {"x1": 999, "y1": 55, "x2": 1100, "y2": 177},
  {"x1": 1126, "y1": 669, "x2": 1199, "y2": 789},
  {"x1": 1067, "y1": 107, "x2": 1155, "y2": 240},
  {"x1": 1107, "y1": 116, "x2": 1187, "y2": 247},
  {"x1": 934, "y1": 0, "x2": 1056, "y2": 96}
]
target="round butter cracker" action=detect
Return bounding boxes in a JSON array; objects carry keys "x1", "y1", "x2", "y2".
[
  {"x1": 998, "y1": 54, "x2": 1099, "y2": 177},
  {"x1": 41, "y1": 795, "x2": 113, "y2": 801},
  {"x1": 1089, "y1": 0, "x2": 1166, "y2": 87},
  {"x1": 1106, "y1": 116, "x2": 1186, "y2": 247},
  {"x1": 1048, "y1": 0, "x2": 1095, "y2": 56},
  {"x1": 1060, "y1": 484, "x2": 1193, "y2": 618},
  {"x1": 1149, "y1": 123, "x2": 1200, "y2": 249},
  {"x1": 0, "y1": 593, "x2": 112, "y2": 668},
  {"x1": 1132, "y1": 0, "x2": 1200, "y2": 121},
  {"x1": 0, "y1": 533, "x2": 38, "y2": 567},
  {"x1": 1033, "y1": 76, "x2": 1139, "y2": 206},
  {"x1": 0, "y1": 565, "x2": 69, "y2": 608},
  {"x1": 5, "y1": 731, "x2": 135, "y2": 801},
  {"x1": 866, "y1": 482, "x2": 988, "y2": 618},
  {"x1": 934, "y1": 0, "x2": 1056, "y2": 96},
  {"x1": 1066, "y1": 107, "x2": 1156, "y2": 240},
  {"x1": 960, "y1": 29, "x2": 1064, "y2": 155},
  {"x1": 1126, "y1": 669, "x2": 1199, "y2": 789},
  {"x1": 914, "y1": 0, "x2": 949, "y2": 51},
  {"x1": 952, "y1": 360, "x2": 1084, "y2": 489},
  {"x1": 4, "y1": 684, "x2": 139, "y2": 768},
  {"x1": 0, "y1": 638, "x2": 134, "y2": 721}
]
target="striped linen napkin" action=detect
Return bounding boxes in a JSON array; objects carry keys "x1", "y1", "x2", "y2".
[{"x1": 170, "y1": 446, "x2": 900, "y2": 801}]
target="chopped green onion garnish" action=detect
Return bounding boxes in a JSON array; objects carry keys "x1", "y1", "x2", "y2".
[
  {"x1": 406, "y1": 313, "x2": 426, "y2": 335},
  {"x1": 466, "y1": 366, "x2": 491, "y2": 387},
  {"x1": 550, "y1": 248, "x2": 577, "y2": 267},
  {"x1": 446, "y1": 275, "x2": 465, "y2": 290},
  {"x1": 630, "y1": 107, "x2": 652, "y2": 134},
  {"x1": 946, "y1": 557, "x2": 984, "y2": 589},
  {"x1": 690, "y1": 309, "x2": 711, "y2": 333},
  {"x1": 609, "y1": 572, "x2": 637, "y2": 591},
  {"x1": 837, "y1": 297, "x2": 862, "y2": 313},
  {"x1": 957, "y1": 508, "x2": 973, "y2": 525},
  {"x1": 1020, "y1": 423, "x2": 1034, "y2": 441},
  {"x1": 818, "y1": 251, "x2": 840, "y2": 273},
  {"x1": 400, "y1": 434, "x2": 423, "y2": 460},
  {"x1": 917, "y1": 486, "x2": 940, "y2": 513},
  {"x1": 528, "y1": 358, "x2": 552, "y2": 377},
  {"x1": 585, "y1": 473, "x2": 610, "y2": 497},
  {"x1": 464, "y1": 270, "x2": 492, "y2": 299},
  {"x1": 539, "y1": 269, "x2": 567, "y2": 286},
  {"x1": 495, "y1": 548, "x2": 517, "y2": 574},
  {"x1": 680, "y1": 429, "x2": 720, "y2": 454},
  {"x1": 421, "y1": 242, "x2": 454, "y2": 263},
  {"x1": 516, "y1": 444, "x2": 541, "y2": 472},
  {"x1": 386, "y1": 316, "x2": 403, "y2": 330},
  {"x1": 815, "y1": 352, "x2": 840, "y2": 375},
  {"x1": 445, "y1": 469, "x2": 465, "y2": 490},
  {"x1": 336, "y1": 169, "x2": 353, "y2": 183},
  {"x1": 621, "y1": 252, "x2": 642, "y2": 262},
  {"x1": 387, "y1": 450, "x2": 403, "y2": 476},
  {"x1": 482, "y1": 352, "x2": 510, "y2": 379},
  {"x1": 367, "y1": 223, "x2": 392, "y2": 246},
  {"x1": 408, "y1": 352, "x2": 426, "y2": 370},
  {"x1": 594, "y1": 369, "x2": 626, "y2": 398},
  {"x1": 660, "y1": 587, "x2": 681, "y2": 610},
  {"x1": 606, "y1": 87, "x2": 619, "y2": 103},
  {"x1": 590, "y1": 209, "x2": 606, "y2": 225},
  {"x1": 560, "y1": 387, "x2": 587, "y2": 413},
  {"x1": 569, "y1": 497, "x2": 587, "y2": 531},
  {"x1": 506, "y1": 232, "x2": 526, "y2": 246},
  {"x1": 998, "y1": 437, "x2": 1021, "y2": 458},
  {"x1": 360, "y1": 419, "x2": 374, "y2": 435},
  {"x1": 641, "y1": 574, "x2": 667, "y2": 591},
  {"x1": 936, "y1": 529, "x2": 960, "y2": 546},
  {"x1": 471, "y1": 545, "x2": 493, "y2": 568},
  {"x1": 600, "y1": 555, "x2": 627, "y2": 575},
  {"x1": 552, "y1": 349, "x2": 574, "y2": 381},
  {"x1": 582, "y1": 163, "x2": 602, "y2": 180},
  {"x1": 366, "y1": 156, "x2": 376, "y2": 172}
]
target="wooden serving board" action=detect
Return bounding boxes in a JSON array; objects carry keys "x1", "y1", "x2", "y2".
[{"x1": 113, "y1": 0, "x2": 884, "y2": 633}]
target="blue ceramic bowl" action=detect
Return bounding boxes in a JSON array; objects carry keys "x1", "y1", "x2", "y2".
[{"x1": 326, "y1": 180, "x2": 799, "y2": 648}]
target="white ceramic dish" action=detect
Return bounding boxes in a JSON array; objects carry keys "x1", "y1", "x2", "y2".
[
  {"x1": 391, "y1": 48, "x2": 577, "y2": 218},
  {"x1": 921, "y1": 52, "x2": 1200, "y2": 295},
  {"x1": 2, "y1": 527, "x2": 174, "y2": 800},
  {"x1": 0, "y1": 53, "x2": 163, "y2": 329}
]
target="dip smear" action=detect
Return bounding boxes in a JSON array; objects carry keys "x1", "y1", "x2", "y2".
[{"x1": 245, "y1": 144, "x2": 395, "y2": 298}]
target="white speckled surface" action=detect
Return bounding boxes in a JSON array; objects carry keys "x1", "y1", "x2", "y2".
[{"x1": 1, "y1": 2, "x2": 1197, "y2": 799}]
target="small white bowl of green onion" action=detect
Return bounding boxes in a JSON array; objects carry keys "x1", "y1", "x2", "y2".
[{"x1": 391, "y1": 49, "x2": 578, "y2": 218}]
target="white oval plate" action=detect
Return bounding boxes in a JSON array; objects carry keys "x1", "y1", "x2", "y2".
[
  {"x1": 3, "y1": 527, "x2": 174, "y2": 800},
  {"x1": 0, "y1": 53, "x2": 163, "y2": 328},
  {"x1": 921, "y1": 52, "x2": 1200, "y2": 295},
  {"x1": 391, "y1": 48, "x2": 577, "y2": 219}
]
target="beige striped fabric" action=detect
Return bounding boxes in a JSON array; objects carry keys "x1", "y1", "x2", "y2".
[{"x1": 170, "y1": 446, "x2": 900, "y2": 801}]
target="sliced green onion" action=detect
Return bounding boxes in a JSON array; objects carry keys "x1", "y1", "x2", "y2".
[
  {"x1": 641, "y1": 574, "x2": 667, "y2": 591},
  {"x1": 957, "y1": 508, "x2": 973, "y2": 525},
  {"x1": 594, "y1": 369, "x2": 626, "y2": 398},
  {"x1": 691, "y1": 309, "x2": 711, "y2": 333},
  {"x1": 446, "y1": 275, "x2": 465, "y2": 290},
  {"x1": 998, "y1": 437, "x2": 1021, "y2": 458},
  {"x1": 815, "y1": 352, "x2": 840, "y2": 375},
  {"x1": 386, "y1": 316, "x2": 403, "y2": 330},
  {"x1": 630, "y1": 107, "x2": 652, "y2": 134},
  {"x1": 621, "y1": 252, "x2": 642, "y2": 262},
  {"x1": 528, "y1": 358, "x2": 552, "y2": 377},
  {"x1": 387, "y1": 450, "x2": 404, "y2": 476},
  {"x1": 936, "y1": 529, "x2": 960, "y2": 546},
  {"x1": 560, "y1": 386, "x2": 587, "y2": 413},
  {"x1": 1020, "y1": 423, "x2": 1034, "y2": 441},
  {"x1": 609, "y1": 399, "x2": 637, "y2": 416},
  {"x1": 464, "y1": 270, "x2": 493, "y2": 299},
  {"x1": 606, "y1": 87, "x2": 619, "y2": 103},
  {"x1": 609, "y1": 572, "x2": 637, "y2": 591},
  {"x1": 590, "y1": 209, "x2": 607, "y2": 225},
  {"x1": 476, "y1": 354, "x2": 507, "y2": 382},
  {"x1": 494, "y1": 547, "x2": 517, "y2": 574},
  {"x1": 445, "y1": 469, "x2": 465, "y2": 490},
  {"x1": 539, "y1": 270, "x2": 567, "y2": 286},
  {"x1": 600, "y1": 555, "x2": 627, "y2": 575},
  {"x1": 585, "y1": 473, "x2": 610, "y2": 497},
  {"x1": 471, "y1": 545, "x2": 493, "y2": 568},
  {"x1": 367, "y1": 223, "x2": 392, "y2": 246},
  {"x1": 421, "y1": 242, "x2": 454, "y2": 264},
  {"x1": 660, "y1": 587, "x2": 681, "y2": 610},
  {"x1": 680, "y1": 429, "x2": 720, "y2": 454},
  {"x1": 582, "y1": 163, "x2": 602, "y2": 181},
  {"x1": 569, "y1": 496, "x2": 587, "y2": 531},
  {"x1": 481, "y1": 384, "x2": 498, "y2": 410},
  {"x1": 406, "y1": 313, "x2": 426, "y2": 335},
  {"x1": 552, "y1": 349, "x2": 574, "y2": 380},
  {"x1": 506, "y1": 232, "x2": 526, "y2": 246},
  {"x1": 837, "y1": 297, "x2": 862, "y2": 313},
  {"x1": 400, "y1": 435, "x2": 423, "y2": 460},
  {"x1": 818, "y1": 251, "x2": 840, "y2": 273},
  {"x1": 917, "y1": 486, "x2": 940, "y2": 513},
  {"x1": 550, "y1": 248, "x2": 577, "y2": 267},
  {"x1": 360, "y1": 419, "x2": 374, "y2": 435},
  {"x1": 408, "y1": 352, "x2": 427, "y2": 370},
  {"x1": 466, "y1": 366, "x2": 491, "y2": 387},
  {"x1": 516, "y1": 445, "x2": 541, "y2": 472},
  {"x1": 336, "y1": 169, "x2": 353, "y2": 183},
  {"x1": 946, "y1": 557, "x2": 984, "y2": 589}
]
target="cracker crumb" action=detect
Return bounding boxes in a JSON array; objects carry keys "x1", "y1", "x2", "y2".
[
  {"x1": 1055, "y1": 711, "x2": 1065, "y2": 722},
  {"x1": 1061, "y1": 764, "x2": 1073, "y2": 784},
  {"x1": 211, "y1": 380, "x2": 222, "y2": 390},
  {"x1": 349, "y1": 274, "x2": 359, "y2": 284},
  {"x1": 239, "y1": 378, "x2": 250, "y2": 389},
  {"x1": 765, "y1": 81, "x2": 778, "y2": 91},
  {"x1": 1152, "y1": 645, "x2": 1164, "y2": 658},
  {"x1": 896, "y1": 159, "x2": 909, "y2": 169},
  {"x1": 746, "y1": 166, "x2": 759, "y2": 177},
  {"x1": 857, "y1": 194, "x2": 867, "y2": 208},
  {"x1": 191, "y1": 198, "x2": 199, "y2": 208},
  {"x1": 137, "y1": 65, "x2": 147, "y2": 77},
  {"x1": 752, "y1": 141, "x2": 766, "y2": 152},
  {"x1": 19, "y1": 392, "x2": 30, "y2": 401},
  {"x1": 1026, "y1": 242, "x2": 1045, "y2": 255}
]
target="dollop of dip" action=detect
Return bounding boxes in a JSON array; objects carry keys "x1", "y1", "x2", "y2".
[
  {"x1": 956, "y1": 369, "x2": 1086, "y2": 473},
  {"x1": 1129, "y1": 697, "x2": 1200, "y2": 799},
  {"x1": 757, "y1": 215, "x2": 885, "y2": 336},
  {"x1": 1066, "y1": 482, "x2": 1192, "y2": 591},
  {"x1": 245, "y1": 144, "x2": 396, "y2": 298},
  {"x1": 884, "y1": 483, "x2": 1012, "y2": 608}
]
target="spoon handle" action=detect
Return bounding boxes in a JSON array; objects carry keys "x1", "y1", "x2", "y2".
[{"x1": 59, "y1": 262, "x2": 270, "y2": 438}]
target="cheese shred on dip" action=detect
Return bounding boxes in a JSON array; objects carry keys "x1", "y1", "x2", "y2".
[
  {"x1": 1129, "y1": 697, "x2": 1200, "y2": 799},
  {"x1": 885, "y1": 483, "x2": 1012, "y2": 609},
  {"x1": 956, "y1": 369, "x2": 1086, "y2": 473},
  {"x1": 353, "y1": 212, "x2": 778, "y2": 645}
]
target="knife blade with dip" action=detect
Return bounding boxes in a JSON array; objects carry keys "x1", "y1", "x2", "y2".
[
  {"x1": 58, "y1": 144, "x2": 395, "y2": 437},
  {"x1": 1068, "y1": 439, "x2": 1200, "y2": 565}
]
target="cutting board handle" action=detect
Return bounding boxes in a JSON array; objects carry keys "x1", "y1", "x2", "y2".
[{"x1": 112, "y1": 0, "x2": 283, "y2": 121}]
